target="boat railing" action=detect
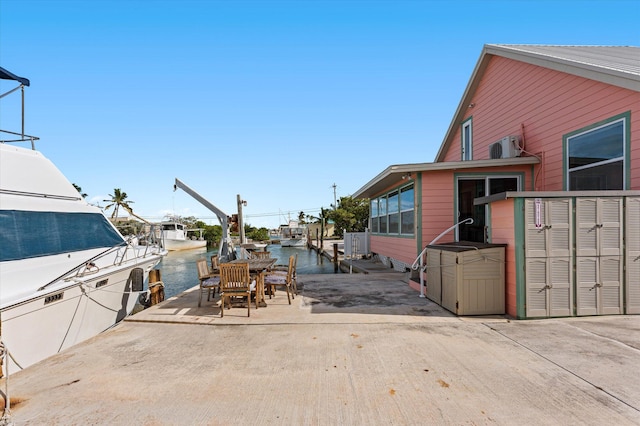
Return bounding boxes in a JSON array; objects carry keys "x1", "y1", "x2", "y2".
[
  {"x1": 0, "y1": 129, "x2": 40, "y2": 150},
  {"x1": 1, "y1": 71, "x2": 39, "y2": 149}
]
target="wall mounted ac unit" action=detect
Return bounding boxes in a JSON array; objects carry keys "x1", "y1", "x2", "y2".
[{"x1": 489, "y1": 136, "x2": 521, "y2": 159}]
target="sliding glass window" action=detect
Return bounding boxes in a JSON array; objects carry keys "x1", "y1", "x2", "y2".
[
  {"x1": 371, "y1": 183, "x2": 414, "y2": 236},
  {"x1": 566, "y1": 113, "x2": 628, "y2": 190},
  {"x1": 370, "y1": 198, "x2": 379, "y2": 233}
]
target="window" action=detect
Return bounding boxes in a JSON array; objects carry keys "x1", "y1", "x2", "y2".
[
  {"x1": 400, "y1": 186, "x2": 415, "y2": 234},
  {"x1": 370, "y1": 199, "x2": 379, "y2": 233},
  {"x1": 456, "y1": 175, "x2": 521, "y2": 242},
  {"x1": 371, "y1": 183, "x2": 414, "y2": 236},
  {"x1": 461, "y1": 117, "x2": 473, "y2": 161},
  {"x1": 0, "y1": 211, "x2": 125, "y2": 262},
  {"x1": 379, "y1": 196, "x2": 387, "y2": 233},
  {"x1": 566, "y1": 114, "x2": 627, "y2": 190},
  {"x1": 387, "y1": 191, "x2": 399, "y2": 233}
]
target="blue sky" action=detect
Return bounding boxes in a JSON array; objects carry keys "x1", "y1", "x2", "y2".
[{"x1": 1, "y1": 0, "x2": 638, "y2": 229}]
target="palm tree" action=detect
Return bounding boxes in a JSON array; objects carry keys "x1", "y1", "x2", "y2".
[
  {"x1": 104, "y1": 188, "x2": 132, "y2": 219},
  {"x1": 72, "y1": 183, "x2": 87, "y2": 198},
  {"x1": 104, "y1": 188, "x2": 150, "y2": 224}
]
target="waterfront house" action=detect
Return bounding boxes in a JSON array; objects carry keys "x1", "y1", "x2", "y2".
[{"x1": 353, "y1": 44, "x2": 640, "y2": 319}]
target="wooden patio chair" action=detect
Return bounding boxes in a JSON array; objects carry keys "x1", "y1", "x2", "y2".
[
  {"x1": 251, "y1": 251, "x2": 271, "y2": 259},
  {"x1": 210, "y1": 254, "x2": 220, "y2": 273},
  {"x1": 197, "y1": 258, "x2": 220, "y2": 307},
  {"x1": 263, "y1": 255, "x2": 294, "y2": 304},
  {"x1": 271, "y1": 253, "x2": 297, "y2": 297},
  {"x1": 219, "y1": 262, "x2": 257, "y2": 317}
]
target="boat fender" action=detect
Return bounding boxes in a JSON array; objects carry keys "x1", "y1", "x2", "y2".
[
  {"x1": 129, "y1": 267, "x2": 145, "y2": 292},
  {"x1": 138, "y1": 291, "x2": 150, "y2": 307}
]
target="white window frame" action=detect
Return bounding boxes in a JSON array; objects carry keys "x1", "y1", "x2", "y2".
[
  {"x1": 566, "y1": 116, "x2": 626, "y2": 190},
  {"x1": 461, "y1": 117, "x2": 473, "y2": 161},
  {"x1": 371, "y1": 183, "x2": 415, "y2": 236}
]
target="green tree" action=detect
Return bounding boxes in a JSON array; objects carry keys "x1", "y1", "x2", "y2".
[
  {"x1": 297, "y1": 211, "x2": 306, "y2": 224},
  {"x1": 104, "y1": 188, "x2": 133, "y2": 219},
  {"x1": 72, "y1": 183, "x2": 87, "y2": 198},
  {"x1": 325, "y1": 196, "x2": 369, "y2": 238},
  {"x1": 244, "y1": 224, "x2": 269, "y2": 242},
  {"x1": 195, "y1": 220, "x2": 222, "y2": 246}
]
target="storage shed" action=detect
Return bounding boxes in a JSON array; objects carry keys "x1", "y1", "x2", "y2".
[{"x1": 426, "y1": 242, "x2": 506, "y2": 315}]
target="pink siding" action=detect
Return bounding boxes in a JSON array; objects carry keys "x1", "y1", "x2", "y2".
[
  {"x1": 370, "y1": 235, "x2": 415, "y2": 265},
  {"x1": 421, "y1": 171, "x2": 455, "y2": 244},
  {"x1": 489, "y1": 199, "x2": 517, "y2": 317},
  {"x1": 443, "y1": 56, "x2": 640, "y2": 190},
  {"x1": 421, "y1": 165, "x2": 533, "y2": 244}
]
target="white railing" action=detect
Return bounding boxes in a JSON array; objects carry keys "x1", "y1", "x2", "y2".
[{"x1": 411, "y1": 218, "x2": 473, "y2": 298}]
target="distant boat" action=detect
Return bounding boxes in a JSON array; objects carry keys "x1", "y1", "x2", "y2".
[
  {"x1": 241, "y1": 241, "x2": 268, "y2": 251},
  {"x1": 0, "y1": 66, "x2": 166, "y2": 376},
  {"x1": 159, "y1": 221, "x2": 207, "y2": 251},
  {"x1": 279, "y1": 220, "x2": 308, "y2": 247}
]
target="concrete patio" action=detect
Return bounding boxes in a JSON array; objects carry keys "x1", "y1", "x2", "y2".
[{"x1": 2, "y1": 270, "x2": 639, "y2": 425}]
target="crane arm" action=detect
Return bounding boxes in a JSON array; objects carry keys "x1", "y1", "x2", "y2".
[{"x1": 173, "y1": 178, "x2": 235, "y2": 260}]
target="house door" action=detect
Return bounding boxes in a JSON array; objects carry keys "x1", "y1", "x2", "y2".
[
  {"x1": 457, "y1": 176, "x2": 519, "y2": 242},
  {"x1": 458, "y1": 179, "x2": 485, "y2": 242}
]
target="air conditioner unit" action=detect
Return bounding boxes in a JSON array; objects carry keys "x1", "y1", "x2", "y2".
[{"x1": 489, "y1": 136, "x2": 521, "y2": 159}]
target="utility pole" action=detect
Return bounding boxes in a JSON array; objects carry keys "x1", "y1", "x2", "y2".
[{"x1": 332, "y1": 183, "x2": 337, "y2": 209}]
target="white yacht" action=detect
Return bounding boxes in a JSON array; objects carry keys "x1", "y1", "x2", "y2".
[
  {"x1": 159, "y1": 220, "x2": 207, "y2": 251},
  {"x1": 279, "y1": 220, "x2": 308, "y2": 247},
  {"x1": 0, "y1": 66, "x2": 166, "y2": 376}
]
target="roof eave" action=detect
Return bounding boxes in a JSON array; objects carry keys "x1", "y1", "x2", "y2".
[
  {"x1": 353, "y1": 156, "x2": 539, "y2": 199},
  {"x1": 434, "y1": 45, "x2": 491, "y2": 162}
]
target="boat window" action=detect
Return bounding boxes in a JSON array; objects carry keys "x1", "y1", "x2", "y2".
[{"x1": 0, "y1": 211, "x2": 125, "y2": 262}]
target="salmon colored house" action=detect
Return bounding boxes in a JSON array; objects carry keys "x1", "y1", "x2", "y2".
[{"x1": 353, "y1": 44, "x2": 640, "y2": 319}]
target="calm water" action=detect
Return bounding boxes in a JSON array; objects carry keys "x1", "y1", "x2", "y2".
[{"x1": 156, "y1": 244, "x2": 340, "y2": 299}]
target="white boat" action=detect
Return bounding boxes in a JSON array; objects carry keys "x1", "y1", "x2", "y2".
[
  {"x1": 279, "y1": 220, "x2": 308, "y2": 247},
  {"x1": 0, "y1": 66, "x2": 167, "y2": 376},
  {"x1": 241, "y1": 241, "x2": 268, "y2": 251},
  {"x1": 159, "y1": 221, "x2": 207, "y2": 251}
]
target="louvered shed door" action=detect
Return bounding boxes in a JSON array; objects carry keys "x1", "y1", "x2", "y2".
[
  {"x1": 626, "y1": 197, "x2": 640, "y2": 314},
  {"x1": 525, "y1": 198, "x2": 572, "y2": 258},
  {"x1": 575, "y1": 198, "x2": 623, "y2": 316},
  {"x1": 524, "y1": 198, "x2": 572, "y2": 317},
  {"x1": 576, "y1": 198, "x2": 623, "y2": 257},
  {"x1": 576, "y1": 256, "x2": 622, "y2": 315}
]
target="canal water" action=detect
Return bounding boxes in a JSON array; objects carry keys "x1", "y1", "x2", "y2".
[{"x1": 156, "y1": 244, "x2": 340, "y2": 299}]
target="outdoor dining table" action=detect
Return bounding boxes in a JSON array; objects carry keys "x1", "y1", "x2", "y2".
[{"x1": 228, "y1": 257, "x2": 277, "y2": 307}]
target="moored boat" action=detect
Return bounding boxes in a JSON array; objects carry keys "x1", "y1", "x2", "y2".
[
  {"x1": 159, "y1": 221, "x2": 207, "y2": 251},
  {"x1": 279, "y1": 220, "x2": 308, "y2": 247},
  {"x1": 0, "y1": 66, "x2": 167, "y2": 376}
]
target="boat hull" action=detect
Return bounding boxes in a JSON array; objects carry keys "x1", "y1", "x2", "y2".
[
  {"x1": 163, "y1": 238, "x2": 207, "y2": 251},
  {"x1": 280, "y1": 237, "x2": 307, "y2": 247},
  {"x1": 1, "y1": 252, "x2": 162, "y2": 376}
]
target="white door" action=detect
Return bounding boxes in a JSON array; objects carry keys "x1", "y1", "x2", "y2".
[{"x1": 626, "y1": 197, "x2": 640, "y2": 314}]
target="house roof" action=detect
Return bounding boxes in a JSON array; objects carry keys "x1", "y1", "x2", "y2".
[
  {"x1": 352, "y1": 44, "x2": 638, "y2": 200},
  {"x1": 434, "y1": 44, "x2": 640, "y2": 162},
  {"x1": 352, "y1": 156, "x2": 539, "y2": 199}
]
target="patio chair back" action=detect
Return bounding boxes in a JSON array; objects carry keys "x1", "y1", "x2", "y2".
[{"x1": 219, "y1": 262, "x2": 255, "y2": 317}]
